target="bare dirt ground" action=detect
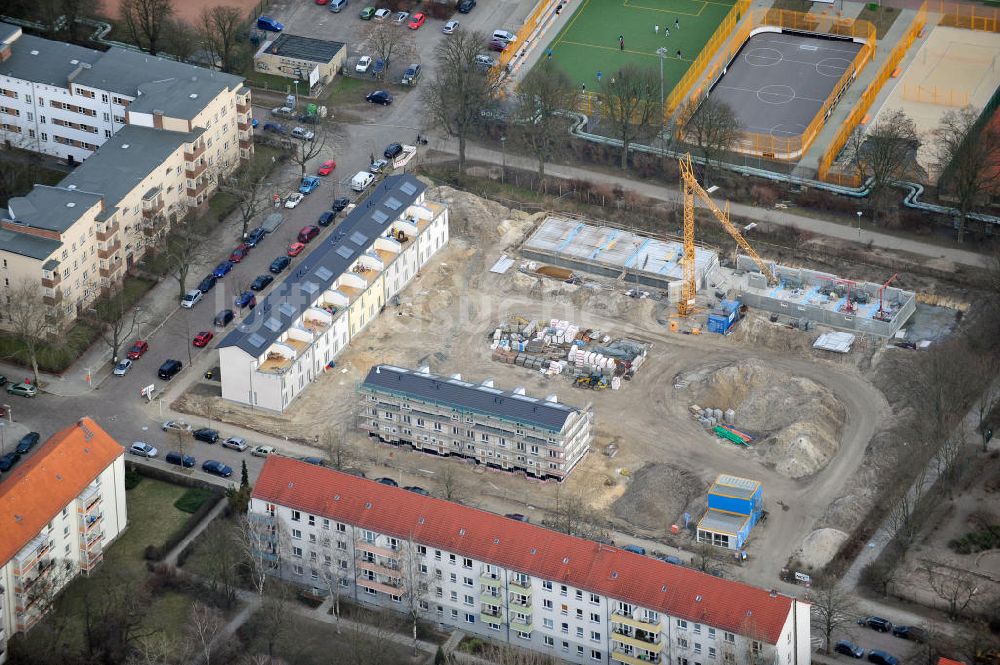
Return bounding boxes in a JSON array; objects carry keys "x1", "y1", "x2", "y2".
[
  {"x1": 176, "y1": 183, "x2": 897, "y2": 589},
  {"x1": 103, "y1": 0, "x2": 263, "y2": 24}
]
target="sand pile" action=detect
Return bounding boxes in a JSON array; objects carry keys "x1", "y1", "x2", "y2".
[
  {"x1": 794, "y1": 528, "x2": 849, "y2": 571},
  {"x1": 427, "y1": 185, "x2": 532, "y2": 242},
  {"x1": 682, "y1": 359, "x2": 847, "y2": 478},
  {"x1": 612, "y1": 464, "x2": 705, "y2": 532}
]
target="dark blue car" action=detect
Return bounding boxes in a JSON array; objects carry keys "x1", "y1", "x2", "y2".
[
  {"x1": 15, "y1": 432, "x2": 40, "y2": 454},
  {"x1": 318, "y1": 211, "x2": 335, "y2": 227},
  {"x1": 197, "y1": 274, "x2": 217, "y2": 294},
  {"x1": 165, "y1": 451, "x2": 196, "y2": 467},
  {"x1": 0, "y1": 452, "x2": 19, "y2": 472},
  {"x1": 202, "y1": 460, "x2": 233, "y2": 477},
  {"x1": 256, "y1": 15, "x2": 284, "y2": 31},
  {"x1": 213, "y1": 261, "x2": 234, "y2": 278},
  {"x1": 269, "y1": 256, "x2": 291, "y2": 274},
  {"x1": 246, "y1": 227, "x2": 267, "y2": 247},
  {"x1": 235, "y1": 291, "x2": 257, "y2": 310}
]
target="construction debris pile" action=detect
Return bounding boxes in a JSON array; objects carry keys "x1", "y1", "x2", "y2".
[
  {"x1": 490, "y1": 315, "x2": 649, "y2": 390},
  {"x1": 688, "y1": 404, "x2": 755, "y2": 448}
]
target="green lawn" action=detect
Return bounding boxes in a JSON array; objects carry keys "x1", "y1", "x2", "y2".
[
  {"x1": 115, "y1": 476, "x2": 191, "y2": 573},
  {"x1": 174, "y1": 487, "x2": 216, "y2": 514},
  {"x1": 544, "y1": 0, "x2": 737, "y2": 90},
  {"x1": 325, "y1": 76, "x2": 368, "y2": 106}
]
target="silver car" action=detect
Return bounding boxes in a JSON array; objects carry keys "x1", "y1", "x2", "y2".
[
  {"x1": 443, "y1": 20, "x2": 459, "y2": 34},
  {"x1": 222, "y1": 437, "x2": 248, "y2": 452},
  {"x1": 113, "y1": 359, "x2": 133, "y2": 376},
  {"x1": 129, "y1": 441, "x2": 158, "y2": 458},
  {"x1": 291, "y1": 127, "x2": 315, "y2": 140},
  {"x1": 251, "y1": 445, "x2": 276, "y2": 457},
  {"x1": 162, "y1": 419, "x2": 193, "y2": 433}
]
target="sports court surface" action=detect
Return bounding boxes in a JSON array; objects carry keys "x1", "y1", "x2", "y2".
[
  {"x1": 545, "y1": 0, "x2": 738, "y2": 89},
  {"x1": 706, "y1": 31, "x2": 862, "y2": 140}
]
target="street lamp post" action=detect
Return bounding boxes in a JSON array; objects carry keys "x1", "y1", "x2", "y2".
[
  {"x1": 135, "y1": 306, "x2": 143, "y2": 339},
  {"x1": 293, "y1": 80, "x2": 300, "y2": 111},
  {"x1": 500, "y1": 136, "x2": 506, "y2": 183},
  {"x1": 656, "y1": 47, "x2": 669, "y2": 160},
  {"x1": 856, "y1": 211, "x2": 863, "y2": 240},
  {"x1": 0, "y1": 421, "x2": 5, "y2": 454}
]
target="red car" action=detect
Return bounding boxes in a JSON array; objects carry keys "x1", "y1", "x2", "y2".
[
  {"x1": 489, "y1": 38, "x2": 508, "y2": 52},
  {"x1": 126, "y1": 340, "x2": 149, "y2": 360},
  {"x1": 192, "y1": 331, "x2": 214, "y2": 347},
  {"x1": 297, "y1": 225, "x2": 320, "y2": 243},
  {"x1": 229, "y1": 243, "x2": 250, "y2": 263},
  {"x1": 318, "y1": 160, "x2": 336, "y2": 176},
  {"x1": 287, "y1": 242, "x2": 306, "y2": 257},
  {"x1": 408, "y1": 12, "x2": 426, "y2": 29}
]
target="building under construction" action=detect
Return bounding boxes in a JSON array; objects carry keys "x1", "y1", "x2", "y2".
[
  {"x1": 733, "y1": 256, "x2": 916, "y2": 337},
  {"x1": 521, "y1": 216, "x2": 719, "y2": 301}
]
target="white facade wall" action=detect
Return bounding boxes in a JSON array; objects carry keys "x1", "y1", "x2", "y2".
[
  {"x1": 0, "y1": 455, "x2": 126, "y2": 664},
  {"x1": 250, "y1": 497, "x2": 805, "y2": 665}
]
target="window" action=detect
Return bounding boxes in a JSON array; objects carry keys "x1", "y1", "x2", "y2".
[
  {"x1": 590, "y1": 630, "x2": 601, "y2": 642},
  {"x1": 576, "y1": 609, "x2": 583, "y2": 619},
  {"x1": 292, "y1": 547, "x2": 303, "y2": 558},
  {"x1": 336, "y1": 540, "x2": 347, "y2": 550},
  {"x1": 465, "y1": 613, "x2": 476, "y2": 624},
  {"x1": 543, "y1": 599, "x2": 553, "y2": 610},
  {"x1": 560, "y1": 604, "x2": 568, "y2": 616},
  {"x1": 292, "y1": 529, "x2": 302, "y2": 540},
  {"x1": 562, "y1": 642, "x2": 569, "y2": 652},
  {"x1": 291, "y1": 510, "x2": 301, "y2": 522},
  {"x1": 677, "y1": 637, "x2": 689, "y2": 648},
  {"x1": 464, "y1": 595, "x2": 474, "y2": 606},
  {"x1": 308, "y1": 515, "x2": 315, "y2": 526},
  {"x1": 577, "y1": 646, "x2": 584, "y2": 656},
  {"x1": 462, "y1": 557, "x2": 472, "y2": 569},
  {"x1": 451, "y1": 609, "x2": 459, "y2": 620},
  {"x1": 591, "y1": 650, "x2": 602, "y2": 661},
  {"x1": 322, "y1": 519, "x2": 330, "y2": 530},
  {"x1": 362, "y1": 530, "x2": 376, "y2": 543},
  {"x1": 708, "y1": 628, "x2": 716, "y2": 639},
  {"x1": 293, "y1": 565, "x2": 303, "y2": 576},
  {"x1": 449, "y1": 573, "x2": 457, "y2": 583},
  {"x1": 449, "y1": 554, "x2": 457, "y2": 564},
  {"x1": 576, "y1": 627, "x2": 584, "y2": 638},
  {"x1": 709, "y1": 647, "x2": 717, "y2": 659},
  {"x1": 543, "y1": 618, "x2": 554, "y2": 629},
  {"x1": 544, "y1": 636, "x2": 554, "y2": 647},
  {"x1": 695, "y1": 643, "x2": 702, "y2": 654},
  {"x1": 590, "y1": 612, "x2": 600, "y2": 623},
  {"x1": 450, "y1": 591, "x2": 458, "y2": 602},
  {"x1": 542, "y1": 580, "x2": 553, "y2": 591},
  {"x1": 752, "y1": 641, "x2": 762, "y2": 654},
  {"x1": 724, "y1": 633, "x2": 735, "y2": 644},
  {"x1": 463, "y1": 576, "x2": 473, "y2": 587},
  {"x1": 575, "y1": 590, "x2": 583, "y2": 601},
  {"x1": 560, "y1": 585, "x2": 568, "y2": 597},
  {"x1": 337, "y1": 523, "x2": 347, "y2": 532},
  {"x1": 677, "y1": 619, "x2": 688, "y2": 630},
  {"x1": 590, "y1": 593, "x2": 600, "y2": 604},
  {"x1": 435, "y1": 550, "x2": 442, "y2": 560},
  {"x1": 417, "y1": 545, "x2": 427, "y2": 556},
  {"x1": 561, "y1": 623, "x2": 568, "y2": 634}
]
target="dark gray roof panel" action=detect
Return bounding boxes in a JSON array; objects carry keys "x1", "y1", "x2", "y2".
[
  {"x1": 0, "y1": 28, "x2": 97, "y2": 87},
  {"x1": 218, "y1": 175, "x2": 427, "y2": 356},
  {"x1": 5, "y1": 185, "x2": 102, "y2": 233},
  {"x1": 262, "y1": 34, "x2": 345, "y2": 64},
  {"x1": 361, "y1": 365, "x2": 579, "y2": 432},
  {"x1": 0, "y1": 228, "x2": 61, "y2": 261}
]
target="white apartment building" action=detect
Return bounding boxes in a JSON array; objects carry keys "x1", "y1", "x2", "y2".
[
  {"x1": 0, "y1": 418, "x2": 127, "y2": 664},
  {"x1": 0, "y1": 22, "x2": 252, "y2": 328},
  {"x1": 358, "y1": 364, "x2": 594, "y2": 481},
  {"x1": 251, "y1": 457, "x2": 811, "y2": 665},
  {"x1": 218, "y1": 175, "x2": 449, "y2": 412}
]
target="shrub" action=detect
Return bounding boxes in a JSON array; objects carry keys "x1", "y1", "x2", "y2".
[
  {"x1": 174, "y1": 487, "x2": 215, "y2": 514},
  {"x1": 124, "y1": 469, "x2": 143, "y2": 490},
  {"x1": 144, "y1": 544, "x2": 163, "y2": 561}
]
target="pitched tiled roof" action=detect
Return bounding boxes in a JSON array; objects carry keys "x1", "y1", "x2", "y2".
[
  {"x1": 0, "y1": 418, "x2": 123, "y2": 564},
  {"x1": 938, "y1": 659, "x2": 966, "y2": 665},
  {"x1": 253, "y1": 456, "x2": 797, "y2": 644}
]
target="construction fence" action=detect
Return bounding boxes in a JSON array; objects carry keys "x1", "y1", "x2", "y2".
[
  {"x1": 902, "y1": 84, "x2": 970, "y2": 106},
  {"x1": 817, "y1": 1, "x2": 927, "y2": 184},
  {"x1": 677, "y1": 9, "x2": 876, "y2": 161},
  {"x1": 934, "y1": 0, "x2": 1000, "y2": 32}
]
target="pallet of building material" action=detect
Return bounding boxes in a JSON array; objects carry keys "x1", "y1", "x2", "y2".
[
  {"x1": 526, "y1": 340, "x2": 546, "y2": 353},
  {"x1": 717, "y1": 424, "x2": 753, "y2": 442},
  {"x1": 713, "y1": 426, "x2": 751, "y2": 447}
]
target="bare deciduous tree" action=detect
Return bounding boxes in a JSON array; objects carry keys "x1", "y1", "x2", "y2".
[
  {"x1": 163, "y1": 18, "x2": 198, "y2": 62},
  {"x1": 398, "y1": 539, "x2": 429, "y2": 656},
  {"x1": 511, "y1": 59, "x2": 576, "y2": 185},
  {"x1": 199, "y1": 5, "x2": 247, "y2": 73},
  {"x1": 808, "y1": 580, "x2": 858, "y2": 653},
  {"x1": 237, "y1": 511, "x2": 287, "y2": 597},
  {"x1": 6, "y1": 279, "x2": 62, "y2": 385},
  {"x1": 436, "y1": 464, "x2": 467, "y2": 502},
  {"x1": 362, "y1": 21, "x2": 415, "y2": 81},
  {"x1": 120, "y1": 0, "x2": 175, "y2": 56},
  {"x1": 859, "y1": 559, "x2": 897, "y2": 598},
  {"x1": 685, "y1": 97, "x2": 742, "y2": 179},
  {"x1": 423, "y1": 31, "x2": 501, "y2": 175},
  {"x1": 201, "y1": 525, "x2": 240, "y2": 608},
  {"x1": 480, "y1": 644, "x2": 560, "y2": 665},
  {"x1": 321, "y1": 425, "x2": 357, "y2": 471},
  {"x1": 597, "y1": 64, "x2": 661, "y2": 169},
  {"x1": 288, "y1": 126, "x2": 330, "y2": 179},
  {"x1": 923, "y1": 561, "x2": 980, "y2": 619},
  {"x1": 95, "y1": 290, "x2": 141, "y2": 363},
  {"x1": 163, "y1": 216, "x2": 210, "y2": 299},
  {"x1": 186, "y1": 602, "x2": 225, "y2": 665},
  {"x1": 219, "y1": 168, "x2": 274, "y2": 239},
  {"x1": 933, "y1": 105, "x2": 1000, "y2": 243},
  {"x1": 847, "y1": 109, "x2": 919, "y2": 224},
  {"x1": 317, "y1": 527, "x2": 350, "y2": 629}
]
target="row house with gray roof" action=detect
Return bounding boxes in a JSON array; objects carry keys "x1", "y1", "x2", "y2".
[
  {"x1": 217, "y1": 175, "x2": 449, "y2": 412},
  {"x1": 0, "y1": 22, "x2": 251, "y2": 329},
  {"x1": 358, "y1": 364, "x2": 594, "y2": 481}
]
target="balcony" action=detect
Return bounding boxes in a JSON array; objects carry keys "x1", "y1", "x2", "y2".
[
  {"x1": 184, "y1": 141, "x2": 206, "y2": 160},
  {"x1": 99, "y1": 265, "x2": 114, "y2": 278},
  {"x1": 612, "y1": 649, "x2": 660, "y2": 665},
  {"x1": 43, "y1": 288, "x2": 63, "y2": 306},
  {"x1": 480, "y1": 611, "x2": 503, "y2": 625},
  {"x1": 41, "y1": 272, "x2": 61, "y2": 287},
  {"x1": 355, "y1": 539, "x2": 396, "y2": 559},
  {"x1": 14, "y1": 534, "x2": 52, "y2": 575},
  {"x1": 141, "y1": 198, "x2": 164, "y2": 219},
  {"x1": 611, "y1": 612, "x2": 662, "y2": 632},
  {"x1": 82, "y1": 512, "x2": 103, "y2": 533},
  {"x1": 355, "y1": 577, "x2": 401, "y2": 596},
  {"x1": 480, "y1": 574, "x2": 502, "y2": 587},
  {"x1": 186, "y1": 178, "x2": 209, "y2": 198},
  {"x1": 95, "y1": 220, "x2": 119, "y2": 241},
  {"x1": 79, "y1": 484, "x2": 102, "y2": 512},
  {"x1": 508, "y1": 579, "x2": 531, "y2": 594},
  {"x1": 509, "y1": 619, "x2": 532, "y2": 634},
  {"x1": 237, "y1": 101, "x2": 250, "y2": 114},
  {"x1": 97, "y1": 239, "x2": 121, "y2": 259},
  {"x1": 480, "y1": 592, "x2": 502, "y2": 606},
  {"x1": 239, "y1": 136, "x2": 253, "y2": 149},
  {"x1": 185, "y1": 159, "x2": 207, "y2": 179},
  {"x1": 356, "y1": 558, "x2": 399, "y2": 578},
  {"x1": 612, "y1": 630, "x2": 662, "y2": 651},
  {"x1": 509, "y1": 595, "x2": 531, "y2": 611}
]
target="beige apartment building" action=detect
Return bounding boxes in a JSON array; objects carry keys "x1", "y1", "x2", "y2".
[{"x1": 0, "y1": 22, "x2": 252, "y2": 329}]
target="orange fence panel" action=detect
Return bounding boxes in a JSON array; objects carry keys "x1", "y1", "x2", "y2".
[
  {"x1": 902, "y1": 84, "x2": 970, "y2": 106},
  {"x1": 935, "y1": 0, "x2": 1000, "y2": 32},
  {"x1": 498, "y1": 0, "x2": 559, "y2": 70}
]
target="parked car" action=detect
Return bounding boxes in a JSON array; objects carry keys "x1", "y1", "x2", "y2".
[
  {"x1": 404, "y1": 486, "x2": 430, "y2": 495},
  {"x1": 356, "y1": 55, "x2": 373, "y2": 73},
  {"x1": 622, "y1": 544, "x2": 647, "y2": 555},
  {"x1": 213, "y1": 261, "x2": 234, "y2": 278},
  {"x1": 492, "y1": 29, "x2": 516, "y2": 43},
  {"x1": 0, "y1": 375, "x2": 6, "y2": 387},
  {"x1": 262, "y1": 122, "x2": 286, "y2": 134},
  {"x1": 318, "y1": 160, "x2": 337, "y2": 175},
  {"x1": 300, "y1": 456, "x2": 326, "y2": 466},
  {"x1": 202, "y1": 460, "x2": 233, "y2": 477},
  {"x1": 193, "y1": 428, "x2": 220, "y2": 443},
  {"x1": 443, "y1": 19, "x2": 459, "y2": 34},
  {"x1": 165, "y1": 451, "x2": 196, "y2": 467},
  {"x1": 129, "y1": 441, "x2": 158, "y2": 458},
  {"x1": 269, "y1": 256, "x2": 291, "y2": 274},
  {"x1": 859, "y1": 617, "x2": 893, "y2": 633},
  {"x1": 256, "y1": 15, "x2": 284, "y2": 31},
  {"x1": 488, "y1": 38, "x2": 509, "y2": 52},
  {"x1": 331, "y1": 196, "x2": 350, "y2": 212},
  {"x1": 127, "y1": 340, "x2": 149, "y2": 359},
  {"x1": 834, "y1": 641, "x2": 865, "y2": 658},
  {"x1": 298, "y1": 225, "x2": 320, "y2": 243},
  {"x1": 157, "y1": 359, "x2": 183, "y2": 380},
  {"x1": 359, "y1": 6, "x2": 375, "y2": 19},
  {"x1": 351, "y1": 171, "x2": 375, "y2": 192},
  {"x1": 7, "y1": 382, "x2": 38, "y2": 397},
  {"x1": 366, "y1": 90, "x2": 393, "y2": 105},
  {"x1": 270, "y1": 106, "x2": 295, "y2": 117},
  {"x1": 15, "y1": 432, "x2": 40, "y2": 454},
  {"x1": 251, "y1": 445, "x2": 276, "y2": 457},
  {"x1": 892, "y1": 626, "x2": 927, "y2": 642},
  {"x1": 408, "y1": 12, "x2": 425, "y2": 29},
  {"x1": 658, "y1": 554, "x2": 683, "y2": 565},
  {"x1": 318, "y1": 211, "x2": 336, "y2": 227},
  {"x1": 222, "y1": 437, "x2": 248, "y2": 452},
  {"x1": 162, "y1": 420, "x2": 192, "y2": 433},
  {"x1": 328, "y1": 0, "x2": 348, "y2": 12},
  {"x1": 384, "y1": 142, "x2": 404, "y2": 159},
  {"x1": 474, "y1": 54, "x2": 497, "y2": 69},
  {"x1": 867, "y1": 651, "x2": 899, "y2": 665},
  {"x1": 393, "y1": 11, "x2": 409, "y2": 24},
  {"x1": 456, "y1": 0, "x2": 476, "y2": 12},
  {"x1": 250, "y1": 274, "x2": 274, "y2": 291},
  {"x1": 287, "y1": 242, "x2": 306, "y2": 257},
  {"x1": 235, "y1": 291, "x2": 257, "y2": 310},
  {"x1": 246, "y1": 227, "x2": 267, "y2": 247},
  {"x1": 504, "y1": 513, "x2": 529, "y2": 522},
  {"x1": 284, "y1": 192, "x2": 304, "y2": 208},
  {"x1": 369, "y1": 158, "x2": 389, "y2": 173},
  {"x1": 197, "y1": 274, "x2": 217, "y2": 293},
  {"x1": 192, "y1": 331, "x2": 214, "y2": 347},
  {"x1": 229, "y1": 243, "x2": 250, "y2": 263},
  {"x1": 113, "y1": 359, "x2": 133, "y2": 376},
  {"x1": 373, "y1": 8, "x2": 391, "y2": 20},
  {"x1": 214, "y1": 309, "x2": 235, "y2": 327},
  {"x1": 376, "y1": 477, "x2": 398, "y2": 486},
  {"x1": 372, "y1": 58, "x2": 386, "y2": 77},
  {"x1": 292, "y1": 127, "x2": 315, "y2": 141},
  {"x1": 0, "y1": 452, "x2": 21, "y2": 472},
  {"x1": 181, "y1": 289, "x2": 203, "y2": 308}
]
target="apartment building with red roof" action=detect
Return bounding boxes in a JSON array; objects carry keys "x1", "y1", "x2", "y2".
[
  {"x1": 0, "y1": 418, "x2": 127, "y2": 664},
  {"x1": 251, "y1": 456, "x2": 811, "y2": 665}
]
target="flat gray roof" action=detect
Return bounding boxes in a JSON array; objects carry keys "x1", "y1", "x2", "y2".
[
  {"x1": 709, "y1": 474, "x2": 760, "y2": 501},
  {"x1": 697, "y1": 509, "x2": 749, "y2": 536},
  {"x1": 219, "y1": 174, "x2": 428, "y2": 356},
  {"x1": 0, "y1": 227, "x2": 61, "y2": 261},
  {"x1": 263, "y1": 34, "x2": 345, "y2": 64},
  {"x1": 5, "y1": 185, "x2": 102, "y2": 233},
  {"x1": 363, "y1": 365, "x2": 580, "y2": 432},
  {"x1": 0, "y1": 28, "x2": 98, "y2": 87},
  {"x1": 0, "y1": 23, "x2": 21, "y2": 46},
  {"x1": 59, "y1": 125, "x2": 203, "y2": 213}
]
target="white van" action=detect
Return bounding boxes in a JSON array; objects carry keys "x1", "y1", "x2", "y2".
[
  {"x1": 351, "y1": 171, "x2": 375, "y2": 192},
  {"x1": 492, "y1": 29, "x2": 517, "y2": 43},
  {"x1": 328, "y1": 0, "x2": 347, "y2": 11}
]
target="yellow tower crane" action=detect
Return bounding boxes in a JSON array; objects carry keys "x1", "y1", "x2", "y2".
[{"x1": 677, "y1": 153, "x2": 777, "y2": 316}]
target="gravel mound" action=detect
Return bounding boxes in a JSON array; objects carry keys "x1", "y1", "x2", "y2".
[
  {"x1": 612, "y1": 464, "x2": 706, "y2": 532},
  {"x1": 794, "y1": 527, "x2": 849, "y2": 571}
]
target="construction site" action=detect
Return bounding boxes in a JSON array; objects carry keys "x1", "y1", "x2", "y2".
[{"x1": 173, "y1": 152, "x2": 973, "y2": 608}]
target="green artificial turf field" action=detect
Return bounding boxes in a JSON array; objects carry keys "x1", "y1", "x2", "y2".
[{"x1": 545, "y1": 0, "x2": 738, "y2": 93}]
